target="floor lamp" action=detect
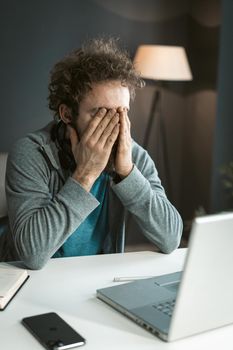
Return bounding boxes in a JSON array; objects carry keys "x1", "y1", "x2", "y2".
[{"x1": 134, "y1": 45, "x2": 192, "y2": 199}]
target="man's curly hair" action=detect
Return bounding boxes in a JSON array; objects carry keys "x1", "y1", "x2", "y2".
[{"x1": 48, "y1": 37, "x2": 144, "y2": 120}]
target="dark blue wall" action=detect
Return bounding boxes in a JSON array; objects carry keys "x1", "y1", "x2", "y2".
[
  {"x1": 211, "y1": 0, "x2": 233, "y2": 211},
  {"x1": 0, "y1": 0, "x2": 225, "y2": 245},
  {"x1": 0, "y1": 0, "x2": 188, "y2": 151}
]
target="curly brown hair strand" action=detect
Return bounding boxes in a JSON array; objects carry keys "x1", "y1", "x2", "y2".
[{"x1": 48, "y1": 37, "x2": 144, "y2": 120}]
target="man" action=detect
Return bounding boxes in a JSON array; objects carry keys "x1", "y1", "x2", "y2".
[{"x1": 4, "y1": 38, "x2": 182, "y2": 269}]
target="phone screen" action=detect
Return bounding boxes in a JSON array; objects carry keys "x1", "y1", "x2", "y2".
[{"x1": 22, "y1": 312, "x2": 86, "y2": 350}]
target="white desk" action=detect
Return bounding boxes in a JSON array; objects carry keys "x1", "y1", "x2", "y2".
[{"x1": 1, "y1": 249, "x2": 233, "y2": 349}]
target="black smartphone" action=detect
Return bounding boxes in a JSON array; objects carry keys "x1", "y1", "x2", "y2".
[{"x1": 22, "y1": 312, "x2": 86, "y2": 350}]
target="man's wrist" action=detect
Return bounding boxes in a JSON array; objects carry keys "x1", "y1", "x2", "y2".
[
  {"x1": 117, "y1": 164, "x2": 134, "y2": 179},
  {"x1": 72, "y1": 170, "x2": 96, "y2": 192}
]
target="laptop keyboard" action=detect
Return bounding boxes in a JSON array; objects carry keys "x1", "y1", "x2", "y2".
[{"x1": 153, "y1": 299, "x2": 176, "y2": 317}]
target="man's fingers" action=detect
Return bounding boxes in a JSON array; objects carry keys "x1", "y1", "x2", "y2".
[
  {"x1": 119, "y1": 109, "x2": 131, "y2": 137},
  {"x1": 82, "y1": 108, "x2": 107, "y2": 140},
  {"x1": 121, "y1": 108, "x2": 130, "y2": 131},
  {"x1": 125, "y1": 110, "x2": 131, "y2": 131},
  {"x1": 92, "y1": 109, "x2": 117, "y2": 141},
  {"x1": 99, "y1": 112, "x2": 119, "y2": 144},
  {"x1": 118, "y1": 111, "x2": 127, "y2": 138},
  {"x1": 105, "y1": 123, "x2": 120, "y2": 147}
]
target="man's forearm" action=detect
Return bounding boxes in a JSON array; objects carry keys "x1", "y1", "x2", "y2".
[
  {"x1": 7, "y1": 177, "x2": 99, "y2": 269},
  {"x1": 112, "y1": 165, "x2": 183, "y2": 253}
]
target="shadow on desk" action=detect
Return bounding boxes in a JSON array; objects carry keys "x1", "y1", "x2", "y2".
[{"x1": 125, "y1": 238, "x2": 188, "y2": 253}]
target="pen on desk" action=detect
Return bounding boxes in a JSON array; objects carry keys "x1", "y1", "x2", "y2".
[{"x1": 113, "y1": 276, "x2": 154, "y2": 282}]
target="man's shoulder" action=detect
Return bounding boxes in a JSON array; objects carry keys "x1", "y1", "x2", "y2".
[
  {"x1": 8, "y1": 122, "x2": 55, "y2": 164},
  {"x1": 132, "y1": 139, "x2": 148, "y2": 160},
  {"x1": 15, "y1": 122, "x2": 53, "y2": 146},
  {"x1": 10, "y1": 122, "x2": 53, "y2": 153},
  {"x1": 131, "y1": 138, "x2": 156, "y2": 174}
]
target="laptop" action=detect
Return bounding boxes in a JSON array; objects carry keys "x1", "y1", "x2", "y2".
[{"x1": 96, "y1": 212, "x2": 233, "y2": 341}]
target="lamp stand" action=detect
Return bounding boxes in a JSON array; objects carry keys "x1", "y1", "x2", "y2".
[
  {"x1": 143, "y1": 88, "x2": 172, "y2": 200},
  {"x1": 143, "y1": 90, "x2": 160, "y2": 150}
]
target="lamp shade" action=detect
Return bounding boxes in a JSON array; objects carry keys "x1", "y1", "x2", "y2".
[{"x1": 134, "y1": 45, "x2": 193, "y2": 81}]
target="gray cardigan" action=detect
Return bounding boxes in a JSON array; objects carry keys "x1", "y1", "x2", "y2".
[{"x1": 4, "y1": 123, "x2": 183, "y2": 269}]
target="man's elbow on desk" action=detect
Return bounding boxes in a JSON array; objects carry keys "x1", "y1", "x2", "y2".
[
  {"x1": 19, "y1": 254, "x2": 49, "y2": 270},
  {"x1": 157, "y1": 224, "x2": 183, "y2": 254},
  {"x1": 160, "y1": 239, "x2": 181, "y2": 254}
]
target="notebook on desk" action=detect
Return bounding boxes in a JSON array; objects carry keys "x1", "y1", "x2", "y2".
[
  {"x1": 97, "y1": 212, "x2": 233, "y2": 342},
  {"x1": 0, "y1": 264, "x2": 29, "y2": 310}
]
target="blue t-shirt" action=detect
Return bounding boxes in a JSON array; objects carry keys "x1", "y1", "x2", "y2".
[{"x1": 53, "y1": 172, "x2": 109, "y2": 258}]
